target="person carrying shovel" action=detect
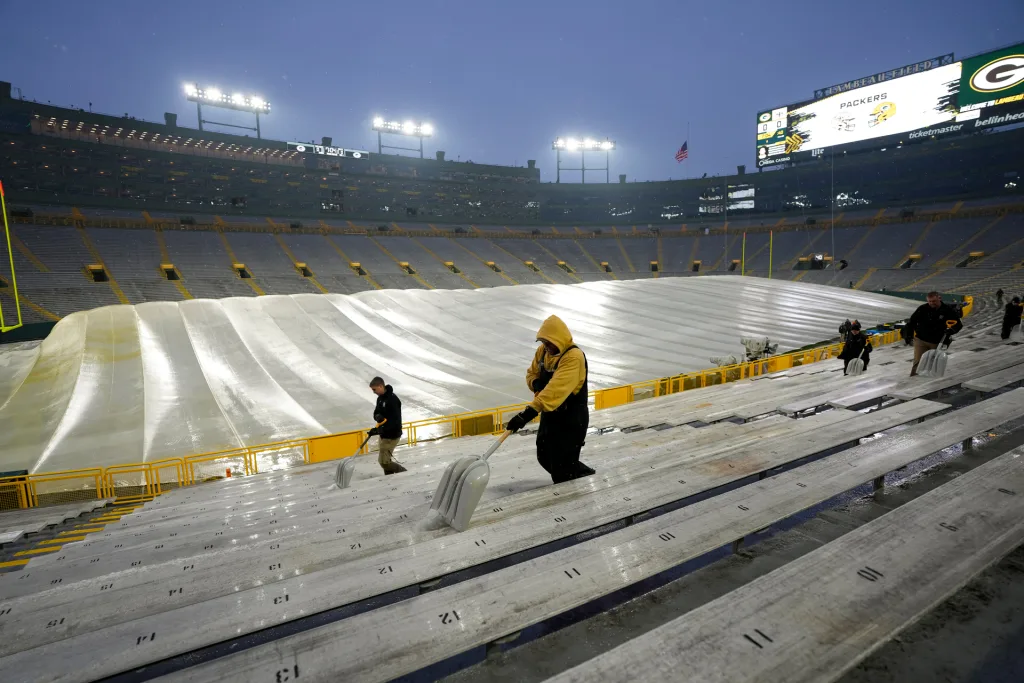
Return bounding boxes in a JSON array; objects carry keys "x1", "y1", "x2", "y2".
[
  {"x1": 369, "y1": 377, "x2": 407, "y2": 475},
  {"x1": 505, "y1": 315, "x2": 596, "y2": 484},
  {"x1": 838, "y1": 321, "x2": 872, "y2": 375}
]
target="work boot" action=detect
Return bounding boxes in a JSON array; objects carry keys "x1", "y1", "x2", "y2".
[
  {"x1": 576, "y1": 462, "x2": 596, "y2": 477},
  {"x1": 383, "y1": 462, "x2": 408, "y2": 475}
]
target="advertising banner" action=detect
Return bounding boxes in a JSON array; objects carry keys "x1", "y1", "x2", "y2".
[
  {"x1": 787, "y1": 62, "x2": 961, "y2": 153},
  {"x1": 958, "y1": 42, "x2": 1024, "y2": 109}
]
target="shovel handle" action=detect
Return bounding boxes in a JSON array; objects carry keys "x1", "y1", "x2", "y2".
[
  {"x1": 356, "y1": 419, "x2": 388, "y2": 454},
  {"x1": 481, "y1": 430, "x2": 512, "y2": 462}
]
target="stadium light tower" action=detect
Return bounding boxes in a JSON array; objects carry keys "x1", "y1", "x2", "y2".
[
  {"x1": 185, "y1": 83, "x2": 270, "y2": 139},
  {"x1": 372, "y1": 117, "x2": 434, "y2": 158},
  {"x1": 552, "y1": 137, "x2": 615, "y2": 183}
]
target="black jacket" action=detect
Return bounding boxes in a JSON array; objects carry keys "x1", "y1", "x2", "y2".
[
  {"x1": 373, "y1": 385, "x2": 403, "y2": 440},
  {"x1": 907, "y1": 302, "x2": 963, "y2": 345},
  {"x1": 839, "y1": 333, "x2": 872, "y2": 361},
  {"x1": 1003, "y1": 303, "x2": 1022, "y2": 326}
]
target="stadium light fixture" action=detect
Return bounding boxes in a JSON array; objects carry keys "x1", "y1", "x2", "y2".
[
  {"x1": 184, "y1": 82, "x2": 270, "y2": 138},
  {"x1": 372, "y1": 116, "x2": 434, "y2": 158},
  {"x1": 552, "y1": 136, "x2": 616, "y2": 183},
  {"x1": 553, "y1": 137, "x2": 616, "y2": 152},
  {"x1": 371, "y1": 117, "x2": 434, "y2": 137}
]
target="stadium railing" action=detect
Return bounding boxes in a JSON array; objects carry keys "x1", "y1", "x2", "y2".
[
  {"x1": 0, "y1": 327, "x2": 920, "y2": 510},
  {"x1": 13, "y1": 202, "x2": 1024, "y2": 239}
]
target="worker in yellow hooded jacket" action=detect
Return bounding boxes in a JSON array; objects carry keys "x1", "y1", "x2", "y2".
[{"x1": 506, "y1": 315, "x2": 595, "y2": 483}]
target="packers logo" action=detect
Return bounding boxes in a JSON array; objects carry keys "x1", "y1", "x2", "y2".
[
  {"x1": 758, "y1": 112, "x2": 772, "y2": 123},
  {"x1": 970, "y1": 54, "x2": 1024, "y2": 93},
  {"x1": 869, "y1": 101, "x2": 896, "y2": 127}
]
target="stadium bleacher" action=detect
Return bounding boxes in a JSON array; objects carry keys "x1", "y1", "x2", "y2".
[{"x1": 1, "y1": 323, "x2": 1023, "y2": 682}]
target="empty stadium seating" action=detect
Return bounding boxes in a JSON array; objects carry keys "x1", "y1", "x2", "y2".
[{"x1": 2, "y1": 317, "x2": 1022, "y2": 682}]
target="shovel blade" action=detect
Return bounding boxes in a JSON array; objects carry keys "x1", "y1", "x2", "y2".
[
  {"x1": 430, "y1": 456, "x2": 479, "y2": 513},
  {"x1": 847, "y1": 358, "x2": 865, "y2": 376},
  {"x1": 335, "y1": 459, "x2": 357, "y2": 489},
  {"x1": 444, "y1": 460, "x2": 491, "y2": 532}
]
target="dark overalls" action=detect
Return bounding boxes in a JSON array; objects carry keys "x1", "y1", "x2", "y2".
[{"x1": 533, "y1": 345, "x2": 592, "y2": 484}]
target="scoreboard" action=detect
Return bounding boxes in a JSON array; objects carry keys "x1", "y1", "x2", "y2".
[
  {"x1": 287, "y1": 142, "x2": 369, "y2": 159},
  {"x1": 755, "y1": 42, "x2": 1024, "y2": 168}
]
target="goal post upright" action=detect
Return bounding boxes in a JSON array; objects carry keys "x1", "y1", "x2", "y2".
[{"x1": 0, "y1": 180, "x2": 23, "y2": 333}]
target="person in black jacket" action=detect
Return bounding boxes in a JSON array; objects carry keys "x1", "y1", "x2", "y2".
[
  {"x1": 1001, "y1": 297, "x2": 1023, "y2": 340},
  {"x1": 905, "y1": 292, "x2": 964, "y2": 377},
  {"x1": 368, "y1": 377, "x2": 407, "y2": 475},
  {"x1": 838, "y1": 321, "x2": 872, "y2": 375}
]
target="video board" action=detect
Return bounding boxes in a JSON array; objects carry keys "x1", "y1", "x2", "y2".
[
  {"x1": 755, "y1": 42, "x2": 1024, "y2": 168},
  {"x1": 287, "y1": 142, "x2": 369, "y2": 159}
]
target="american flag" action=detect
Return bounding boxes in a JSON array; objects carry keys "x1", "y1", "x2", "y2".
[{"x1": 674, "y1": 141, "x2": 689, "y2": 162}]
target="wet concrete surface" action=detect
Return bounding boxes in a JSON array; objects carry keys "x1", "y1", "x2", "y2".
[{"x1": 441, "y1": 403, "x2": 1024, "y2": 683}]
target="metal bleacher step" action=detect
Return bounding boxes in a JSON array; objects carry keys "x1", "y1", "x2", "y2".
[
  {"x1": 0, "y1": 396, "x2": 958, "y2": 681},
  {"x1": 544, "y1": 445, "x2": 1024, "y2": 683},
  {"x1": 144, "y1": 392, "x2": 1024, "y2": 683}
]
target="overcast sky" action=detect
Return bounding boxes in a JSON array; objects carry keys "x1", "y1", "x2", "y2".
[{"x1": 0, "y1": 0, "x2": 1019, "y2": 182}]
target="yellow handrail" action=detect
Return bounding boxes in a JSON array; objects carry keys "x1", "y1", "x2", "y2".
[{"x1": 1, "y1": 329, "x2": 910, "y2": 510}]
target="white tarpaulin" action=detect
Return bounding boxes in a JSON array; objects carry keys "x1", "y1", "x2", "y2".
[{"x1": 0, "y1": 277, "x2": 917, "y2": 473}]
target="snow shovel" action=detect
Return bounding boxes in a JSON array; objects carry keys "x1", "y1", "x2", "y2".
[
  {"x1": 426, "y1": 430, "x2": 511, "y2": 532},
  {"x1": 846, "y1": 346, "x2": 868, "y2": 377},
  {"x1": 918, "y1": 341, "x2": 951, "y2": 378},
  {"x1": 1011, "y1": 324, "x2": 1024, "y2": 343},
  {"x1": 335, "y1": 420, "x2": 385, "y2": 489}
]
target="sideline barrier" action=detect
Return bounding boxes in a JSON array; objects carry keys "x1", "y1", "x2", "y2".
[{"x1": 0, "y1": 330, "x2": 907, "y2": 510}]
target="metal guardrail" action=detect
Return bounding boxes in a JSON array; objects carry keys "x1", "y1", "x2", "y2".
[
  {"x1": 0, "y1": 327, "x2": 918, "y2": 510},
  {"x1": 15, "y1": 203, "x2": 1024, "y2": 240}
]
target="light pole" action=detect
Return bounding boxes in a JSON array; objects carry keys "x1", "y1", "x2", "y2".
[
  {"x1": 372, "y1": 118, "x2": 434, "y2": 158},
  {"x1": 184, "y1": 84, "x2": 270, "y2": 139},
  {"x1": 552, "y1": 137, "x2": 615, "y2": 183}
]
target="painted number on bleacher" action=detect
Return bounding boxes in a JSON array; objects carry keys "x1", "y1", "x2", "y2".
[
  {"x1": 658, "y1": 532, "x2": 676, "y2": 542},
  {"x1": 46, "y1": 618, "x2": 65, "y2": 628},
  {"x1": 554, "y1": 516, "x2": 567, "y2": 523},
  {"x1": 563, "y1": 568, "x2": 582, "y2": 579},
  {"x1": 857, "y1": 566, "x2": 884, "y2": 582},
  {"x1": 169, "y1": 588, "x2": 182, "y2": 596},
  {"x1": 350, "y1": 543, "x2": 361, "y2": 550},
  {"x1": 136, "y1": 632, "x2": 156, "y2": 646},
  {"x1": 182, "y1": 564, "x2": 194, "y2": 571},
  {"x1": 0, "y1": 608, "x2": 10, "y2": 617},
  {"x1": 131, "y1": 561, "x2": 142, "y2": 567},
  {"x1": 998, "y1": 488, "x2": 1017, "y2": 496},
  {"x1": 439, "y1": 610, "x2": 461, "y2": 624},
  {"x1": 796, "y1": 483, "x2": 807, "y2": 488},
  {"x1": 475, "y1": 539, "x2": 487, "y2": 547},
  {"x1": 743, "y1": 629, "x2": 774, "y2": 649},
  {"x1": 939, "y1": 522, "x2": 958, "y2": 532},
  {"x1": 274, "y1": 664, "x2": 300, "y2": 682},
  {"x1": 737, "y1": 505, "x2": 750, "y2": 511},
  {"x1": 493, "y1": 507, "x2": 503, "y2": 513},
  {"x1": 379, "y1": 565, "x2": 393, "y2": 575},
  {"x1": 101, "y1": 583, "x2": 114, "y2": 590},
  {"x1": 273, "y1": 595, "x2": 289, "y2": 605},
  {"x1": 269, "y1": 563, "x2": 282, "y2": 571},
  {"x1": 270, "y1": 544, "x2": 280, "y2": 550},
  {"x1": 50, "y1": 578, "x2": 62, "y2": 585}
]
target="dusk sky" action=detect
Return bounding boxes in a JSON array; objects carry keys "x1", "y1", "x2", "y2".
[{"x1": 0, "y1": 0, "x2": 1019, "y2": 182}]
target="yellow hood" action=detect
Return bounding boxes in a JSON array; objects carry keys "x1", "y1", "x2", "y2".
[{"x1": 536, "y1": 315, "x2": 573, "y2": 354}]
